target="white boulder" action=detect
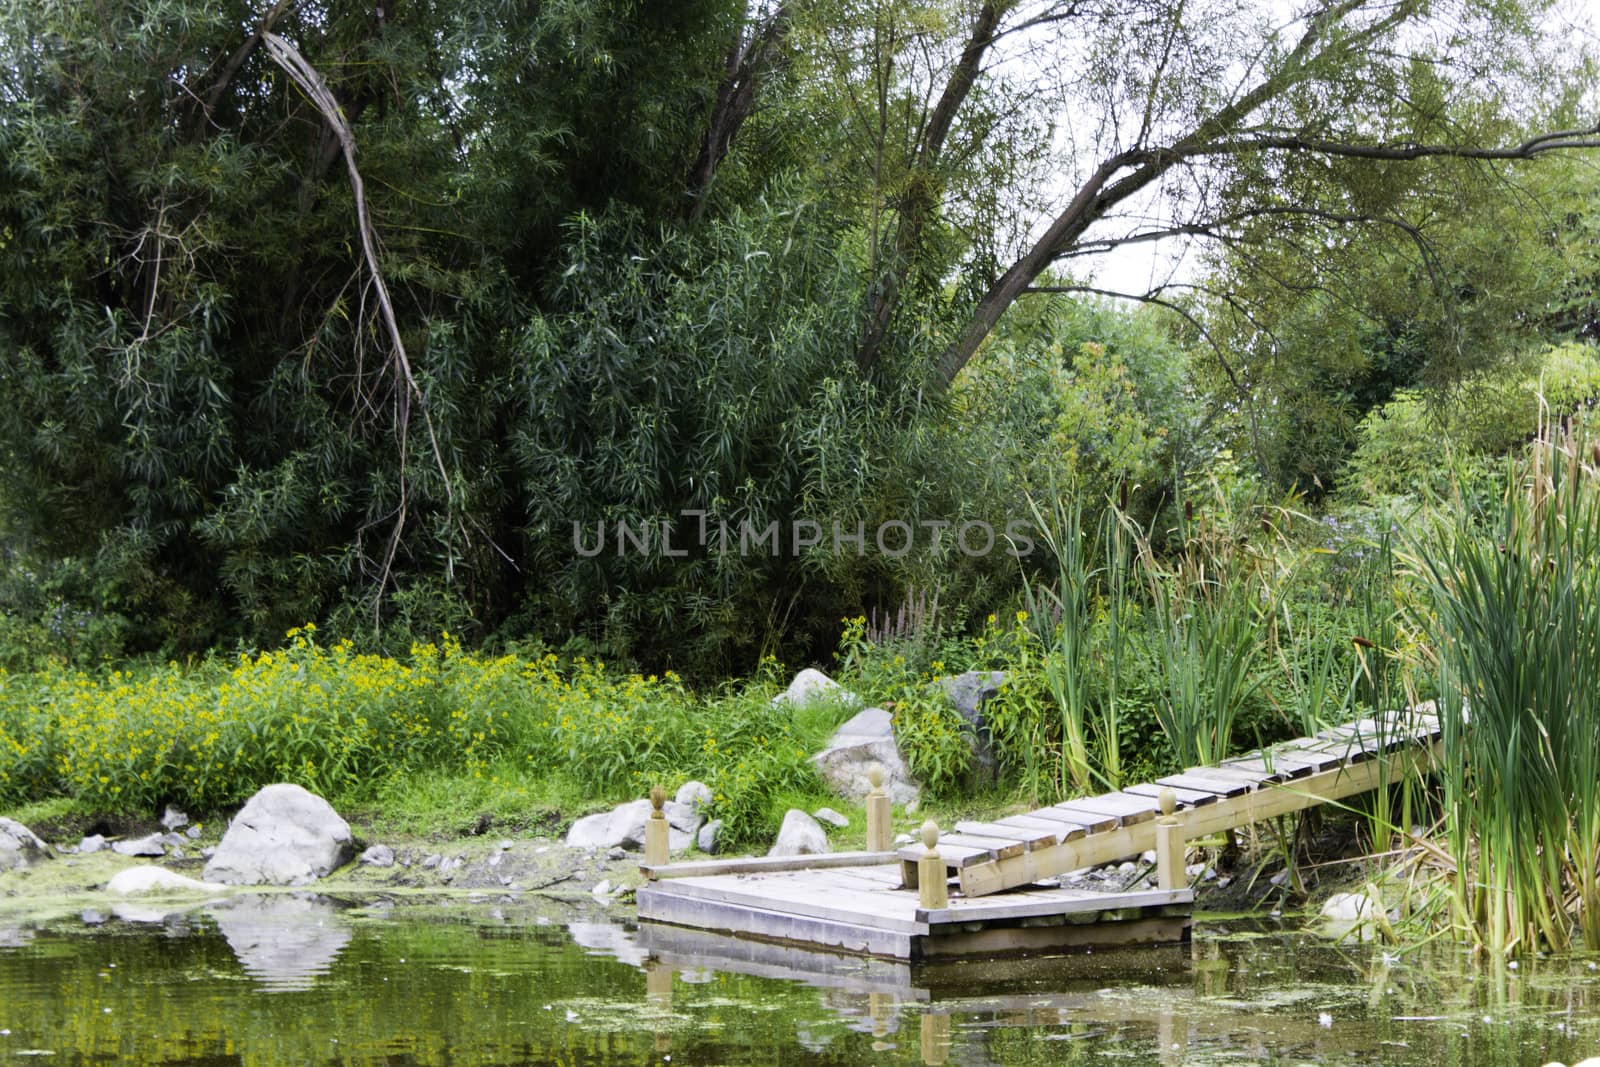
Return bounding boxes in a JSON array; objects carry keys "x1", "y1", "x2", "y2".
[
  {"x1": 112, "y1": 833, "x2": 166, "y2": 857},
  {"x1": 359, "y1": 844, "x2": 395, "y2": 868},
  {"x1": 564, "y1": 799, "x2": 694, "y2": 853},
  {"x1": 812, "y1": 807, "x2": 849, "y2": 828},
  {"x1": 0, "y1": 825, "x2": 48, "y2": 870},
  {"x1": 768, "y1": 809, "x2": 830, "y2": 857},
  {"x1": 106, "y1": 865, "x2": 224, "y2": 896},
  {"x1": 202, "y1": 784, "x2": 354, "y2": 886},
  {"x1": 810, "y1": 707, "x2": 920, "y2": 807},
  {"x1": 0, "y1": 817, "x2": 48, "y2": 871},
  {"x1": 773, "y1": 668, "x2": 860, "y2": 710},
  {"x1": 675, "y1": 780, "x2": 713, "y2": 814}
]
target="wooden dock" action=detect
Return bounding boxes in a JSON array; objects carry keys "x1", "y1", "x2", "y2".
[
  {"x1": 638, "y1": 706, "x2": 1443, "y2": 961},
  {"x1": 637, "y1": 858, "x2": 1191, "y2": 961}
]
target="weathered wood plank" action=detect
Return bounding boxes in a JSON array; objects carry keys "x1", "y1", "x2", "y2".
[
  {"x1": 1185, "y1": 762, "x2": 1280, "y2": 785},
  {"x1": 638, "y1": 885, "x2": 914, "y2": 958},
  {"x1": 1292, "y1": 736, "x2": 1376, "y2": 763},
  {"x1": 988, "y1": 813, "x2": 1089, "y2": 842},
  {"x1": 915, "y1": 887, "x2": 1191, "y2": 925},
  {"x1": 936, "y1": 830, "x2": 1028, "y2": 860},
  {"x1": 1221, "y1": 748, "x2": 1335, "y2": 779},
  {"x1": 914, "y1": 915, "x2": 1191, "y2": 959},
  {"x1": 953, "y1": 821, "x2": 1059, "y2": 849},
  {"x1": 896, "y1": 841, "x2": 996, "y2": 869},
  {"x1": 1153, "y1": 772, "x2": 1253, "y2": 799},
  {"x1": 649, "y1": 873, "x2": 926, "y2": 933},
  {"x1": 1260, "y1": 746, "x2": 1348, "y2": 773},
  {"x1": 1029, "y1": 804, "x2": 1119, "y2": 834},
  {"x1": 1124, "y1": 781, "x2": 1219, "y2": 807},
  {"x1": 1062, "y1": 792, "x2": 1161, "y2": 825},
  {"x1": 642, "y1": 850, "x2": 898, "y2": 880}
]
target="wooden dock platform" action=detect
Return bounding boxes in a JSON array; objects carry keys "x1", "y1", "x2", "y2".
[
  {"x1": 637, "y1": 860, "x2": 1191, "y2": 961},
  {"x1": 637, "y1": 706, "x2": 1444, "y2": 962}
]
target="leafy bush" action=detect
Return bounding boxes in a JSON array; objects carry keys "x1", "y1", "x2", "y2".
[{"x1": 0, "y1": 627, "x2": 854, "y2": 848}]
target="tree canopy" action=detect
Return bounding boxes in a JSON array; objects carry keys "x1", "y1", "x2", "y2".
[{"x1": 0, "y1": 0, "x2": 1595, "y2": 666}]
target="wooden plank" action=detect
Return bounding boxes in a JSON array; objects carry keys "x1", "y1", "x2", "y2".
[
  {"x1": 1222, "y1": 749, "x2": 1334, "y2": 779},
  {"x1": 642, "y1": 850, "x2": 897, "y2": 880},
  {"x1": 1259, "y1": 746, "x2": 1348, "y2": 773},
  {"x1": 651, "y1": 873, "x2": 926, "y2": 933},
  {"x1": 638, "y1": 886, "x2": 914, "y2": 958},
  {"x1": 988, "y1": 813, "x2": 1088, "y2": 842},
  {"x1": 936, "y1": 830, "x2": 1028, "y2": 860},
  {"x1": 1061, "y1": 792, "x2": 1161, "y2": 825},
  {"x1": 1029, "y1": 804, "x2": 1119, "y2": 834},
  {"x1": 1185, "y1": 762, "x2": 1279, "y2": 785},
  {"x1": 916, "y1": 887, "x2": 1190, "y2": 925},
  {"x1": 1292, "y1": 736, "x2": 1375, "y2": 763},
  {"x1": 896, "y1": 841, "x2": 997, "y2": 869},
  {"x1": 1125, "y1": 781, "x2": 1219, "y2": 807},
  {"x1": 1154, "y1": 772, "x2": 1253, "y2": 799},
  {"x1": 1158, "y1": 767, "x2": 1264, "y2": 795},
  {"x1": 952, "y1": 821, "x2": 1059, "y2": 849},
  {"x1": 957, "y1": 740, "x2": 1442, "y2": 897}
]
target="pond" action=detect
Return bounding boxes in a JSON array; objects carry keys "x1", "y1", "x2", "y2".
[{"x1": 1, "y1": 894, "x2": 1597, "y2": 1065}]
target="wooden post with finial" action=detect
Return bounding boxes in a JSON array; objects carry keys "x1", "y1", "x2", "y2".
[
  {"x1": 865, "y1": 762, "x2": 891, "y2": 852},
  {"x1": 1154, "y1": 787, "x2": 1185, "y2": 892},
  {"x1": 917, "y1": 819, "x2": 949, "y2": 909},
  {"x1": 645, "y1": 784, "x2": 670, "y2": 867}
]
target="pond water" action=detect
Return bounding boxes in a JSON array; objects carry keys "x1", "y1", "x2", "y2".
[{"x1": 1, "y1": 894, "x2": 1597, "y2": 1065}]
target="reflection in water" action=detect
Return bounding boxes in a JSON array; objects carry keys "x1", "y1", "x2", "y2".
[
  {"x1": 0, "y1": 903, "x2": 1599, "y2": 1063},
  {"x1": 206, "y1": 892, "x2": 351, "y2": 991},
  {"x1": 567, "y1": 918, "x2": 649, "y2": 966}
]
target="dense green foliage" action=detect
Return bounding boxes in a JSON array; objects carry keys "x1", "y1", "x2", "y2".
[
  {"x1": 0, "y1": 627, "x2": 856, "y2": 847},
  {"x1": 3, "y1": 1, "x2": 1600, "y2": 957},
  {"x1": 1, "y1": 0, "x2": 1595, "y2": 671}
]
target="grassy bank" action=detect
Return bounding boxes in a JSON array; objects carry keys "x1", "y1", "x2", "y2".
[
  {"x1": 11, "y1": 432, "x2": 1600, "y2": 961},
  {"x1": 0, "y1": 629, "x2": 866, "y2": 849}
]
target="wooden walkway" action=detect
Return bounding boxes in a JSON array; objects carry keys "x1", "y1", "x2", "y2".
[
  {"x1": 900, "y1": 706, "x2": 1444, "y2": 898},
  {"x1": 638, "y1": 705, "x2": 1444, "y2": 961}
]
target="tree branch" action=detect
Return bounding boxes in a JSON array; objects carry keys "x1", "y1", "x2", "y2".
[
  {"x1": 187, "y1": 0, "x2": 300, "y2": 135},
  {"x1": 262, "y1": 31, "x2": 454, "y2": 621},
  {"x1": 857, "y1": 0, "x2": 1006, "y2": 373},
  {"x1": 686, "y1": 3, "x2": 792, "y2": 221}
]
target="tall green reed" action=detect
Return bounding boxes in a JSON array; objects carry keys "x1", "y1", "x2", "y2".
[
  {"x1": 1022, "y1": 488, "x2": 1097, "y2": 794},
  {"x1": 1135, "y1": 482, "x2": 1272, "y2": 769},
  {"x1": 1408, "y1": 412, "x2": 1600, "y2": 955}
]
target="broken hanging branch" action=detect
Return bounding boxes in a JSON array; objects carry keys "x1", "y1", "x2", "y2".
[{"x1": 261, "y1": 31, "x2": 455, "y2": 617}]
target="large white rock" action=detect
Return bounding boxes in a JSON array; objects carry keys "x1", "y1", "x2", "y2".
[
  {"x1": 564, "y1": 799, "x2": 694, "y2": 852},
  {"x1": 202, "y1": 784, "x2": 354, "y2": 886},
  {"x1": 0, "y1": 817, "x2": 48, "y2": 872},
  {"x1": 106, "y1": 865, "x2": 224, "y2": 896},
  {"x1": 768, "y1": 809, "x2": 830, "y2": 857},
  {"x1": 675, "y1": 780, "x2": 713, "y2": 814},
  {"x1": 1317, "y1": 889, "x2": 1393, "y2": 941},
  {"x1": 112, "y1": 832, "x2": 166, "y2": 857},
  {"x1": 810, "y1": 707, "x2": 920, "y2": 807},
  {"x1": 1320, "y1": 890, "x2": 1378, "y2": 923},
  {"x1": 773, "y1": 668, "x2": 861, "y2": 710}
]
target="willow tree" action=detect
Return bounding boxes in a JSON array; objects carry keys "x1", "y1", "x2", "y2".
[
  {"x1": 709, "y1": 0, "x2": 1598, "y2": 388},
  {"x1": 0, "y1": 0, "x2": 1594, "y2": 662}
]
